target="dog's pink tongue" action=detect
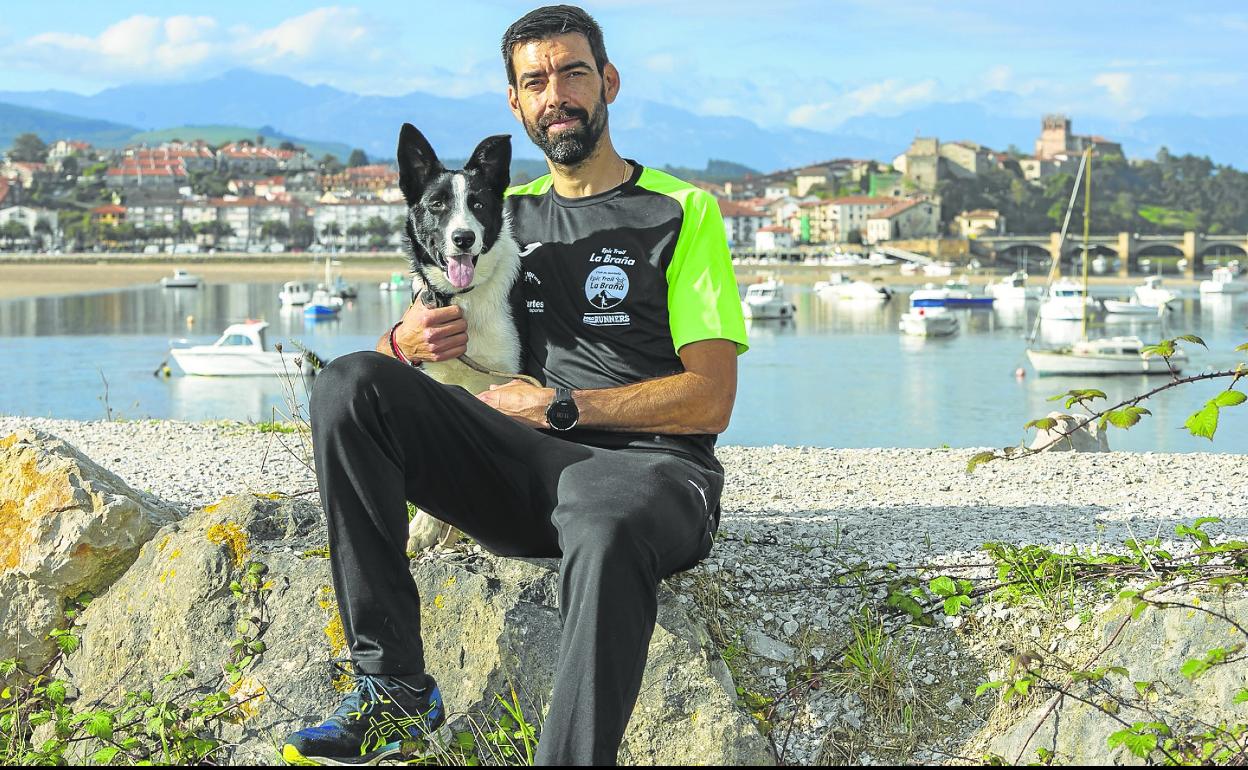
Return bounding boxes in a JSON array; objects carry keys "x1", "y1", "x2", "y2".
[{"x1": 446, "y1": 256, "x2": 475, "y2": 289}]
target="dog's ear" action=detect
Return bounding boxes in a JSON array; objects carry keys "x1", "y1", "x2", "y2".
[
  {"x1": 464, "y1": 134, "x2": 511, "y2": 195},
  {"x1": 397, "y1": 123, "x2": 442, "y2": 205}
]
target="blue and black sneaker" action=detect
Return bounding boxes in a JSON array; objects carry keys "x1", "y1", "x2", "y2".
[{"x1": 282, "y1": 662, "x2": 449, "y2": 766}]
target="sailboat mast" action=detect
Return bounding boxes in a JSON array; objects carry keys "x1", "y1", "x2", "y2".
[{"x1": 1080, "y1": 147, "x2": 1092, "y2": 340}]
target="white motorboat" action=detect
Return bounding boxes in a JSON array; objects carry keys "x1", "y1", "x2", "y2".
[
  {"x1": 279, "y1": 280, "x2": 313, "y2": 306},
  {"x1": 1102, "y1": 298, "x2": 1165, "y2": 317},
  {"x1": 922, "y1": 262, "x2": 953, "y2": 277},
  {"x1": 1027, "y1": 336, "x2": 1187, "y2": 376},
  {"x1": 1199, "y1": 264, "x2": 1247, "y2": 294},
  {"x1": 160, "y1": 269, "x2": 202, "y2": 289},
  {"x1": 985, "y1": 271, "x2": 1041, "y2": 302},
  {"x1": 1134, "y1": 275, "x2": 1179, "y2": 306},
  {"x1": 910, "y1": 278, "x2": 993, "y2": 308},
  {"x1": 1038, "y1": 279, "x2": 1099, "y2": 320},
  {"x1": 741, "y1": 279, "x2": 796, "y2": 320},
  {"x1": 898, "y1": 304, "x2": 958, "y2": 337},
  {"x1": 813, "y1": 273, "x2": 892, "y2": 301},
  {"x1": 303, "y1": 288, "x2": 344, "y2": 319},
  {"x1": 865, "y1": 251, "x2": 895, "y2": 266},
  {"x1": 169, "y1": 320, "x2": 312, "y2": 376}
]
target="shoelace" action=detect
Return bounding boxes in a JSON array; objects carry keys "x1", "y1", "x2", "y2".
[{"x1": 325, "y1": 659, "x2": 429, "y2": 726}]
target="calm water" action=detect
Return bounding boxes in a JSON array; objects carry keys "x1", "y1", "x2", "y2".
[{"x1": 1, "y1": 280, "x2": 1246, "y2": 453}]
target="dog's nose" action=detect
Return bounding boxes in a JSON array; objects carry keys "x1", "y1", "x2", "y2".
[{"x1": 452, "y1": 229, "x2": 476, "y2": 250}]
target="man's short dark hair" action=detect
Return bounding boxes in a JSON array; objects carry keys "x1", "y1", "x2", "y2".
[{"x1": 501, "y1": 5, "x2": 608, "y2": 88}]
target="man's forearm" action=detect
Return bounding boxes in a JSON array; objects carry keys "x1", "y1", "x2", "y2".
[{"x1": 574, "y1": 370, "x2": 733, "y2": 435}]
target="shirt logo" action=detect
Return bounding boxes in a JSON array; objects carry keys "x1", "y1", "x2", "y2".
[
  {"x1": 585, "y1": 265, "x2": 629, "y2": 310},
  {"x1": 518, "y1": 242, "x2": 543, "y2": 257}
]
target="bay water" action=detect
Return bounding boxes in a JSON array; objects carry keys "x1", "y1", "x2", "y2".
[{"x1": 1, "y1": 280, "x2": 1245, "y2": 454}]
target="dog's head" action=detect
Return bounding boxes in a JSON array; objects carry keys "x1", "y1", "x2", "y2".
[{"x1": 397, "y1": 123, "x2": 512, "y2": 295}]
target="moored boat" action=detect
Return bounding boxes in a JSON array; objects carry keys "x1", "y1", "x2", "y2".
[
  {"x1": 160, "y1": 269, "x2": 203, "y2": 289},
  {"x1": 898, "y1": 304, "x2": 958, "y2": 337},
  {"x1": 741, "y1": 279, "x2": 796, "y2": 320},
  {"x1": 1027, "y1": 336, "x2": 1186, "y2": 376},
  {"x1": 170, "y1": 320, "x2": 312, "y2": 376}
]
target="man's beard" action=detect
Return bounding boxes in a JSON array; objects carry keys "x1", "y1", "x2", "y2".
[{"x1": 524, "y1": 95, "x2": 608, "y2": 167}]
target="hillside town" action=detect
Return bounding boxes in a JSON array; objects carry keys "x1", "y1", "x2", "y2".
[{"x1": 0, "y1": 115, "x2": 1138, "y2": 257}]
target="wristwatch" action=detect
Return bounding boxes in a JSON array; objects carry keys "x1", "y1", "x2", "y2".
[{"x1": 545, "y1": 387, "x2": 579, "y2": 431}]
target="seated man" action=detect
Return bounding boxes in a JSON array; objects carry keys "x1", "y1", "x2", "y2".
[{"x1": 282, "y1": 4, "x2": 747, "y2": 766}]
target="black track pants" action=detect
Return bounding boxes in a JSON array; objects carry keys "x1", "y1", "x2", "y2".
[{"x1": 309, "y1": 351, "x2": 724, "y2": 766}]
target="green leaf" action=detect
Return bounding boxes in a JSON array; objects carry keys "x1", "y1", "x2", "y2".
[
  {"x1": 87, "y1": 711, "x2": 113, "y2": 742},
  {"x1": 1107, "y1": 409, "x2": 1144, "y2": 429},
  {"x1": 1213, "y1": 390, "x2": 1246, "y2": 408},
  {"x1": 976, "y1": 681, "x2": 1005, "y2": 697},
  {"x1": 1024, "y1": 417, "x2": 1057, "y2": 431},
  {"x1": 1108, "y1": 728, "x2": 1157, "y2": 758},
  {"x1": 967, "y1": 451, "x2": 997, "y2": 473},
  {"x1": 1176, "y1": 334, "x2": 1208, "y2": 349},
  {"x1": 1181, "y1": 658, "x2": 1209, "y2": 680},
  {"x1": 943, "y1": 595, "x2": 972, "y2": 616},
  {"x1": 929, "y1": 576, "x2": 957, "y2": 597},
  {"x1": 1233, "y1": 688, "x2": 1248, "y2": 704},
  {"x1": 1236, "y1": 342, "x2": 1248, "y2": 353},
  {"x1": 1142, "y1": 340, "x2": 1175, "y2": 359},
  {"x1": 91, "y1": 747, "x2": 121, "y2": 764},
  {"x1": 1185, "y1": 403, "x2": 1220, "y2": 441}
]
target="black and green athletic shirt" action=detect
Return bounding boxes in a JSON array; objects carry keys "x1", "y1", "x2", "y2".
[{"x1": 504, "y1": 163, "x2": 748, "y2": 467}]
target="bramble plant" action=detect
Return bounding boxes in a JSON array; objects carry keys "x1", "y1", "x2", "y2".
[{"x1": 967, "y1": 335, "x2": 1248, "y2": 473}]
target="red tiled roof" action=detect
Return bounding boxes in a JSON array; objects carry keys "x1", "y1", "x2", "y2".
[
  {"x1": 718, "y1": 199, "x2": 767, "y2": 218},
  {"x1": 825, "y1": 196, "x2": 899, "y2": 206},
  {"x1": 91, "y1": 204, "x2": 127, "y2": 215},
  {"x1": 758, "y1": 225, "x2": 790, "y2": 233},
  {"x1": 870, "y1": 199, "x2": 927, "y2": 219}
]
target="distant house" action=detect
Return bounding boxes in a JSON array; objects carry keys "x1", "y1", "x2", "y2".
[
  {"x1": 321, "y1": 164, "x2": 400, "y2": 196},
  {"x1": 718, "y1": 199, "x2": 768, "y2": 248},
  {"x1": 312, "y1": 198, "x2": 407, "y2": 246},
  {"x1": 91, "y1": 204, "x2": 127, "y2": 227},
  {"x1": 865, "y1": 199, "x2": 941, "y2": 244},
  {"x1": 105, "y1": 162, "x2": 187, "y2": 192},
  {"x1": 217, "y1": 143, "x2": 314, "y2": 175},
  {"x1": 3, "y1": 162, "x2": 52, "y2": 189},
  {"x1": 754, "y1": 225, "x2": 794, "y2": 251},
  {"x1": 1035, "y1": 115, "x2": 1123, "y2": 160},
  {"x1": 791, "y1": 196, "x2": 900, "y2": 244},
  {"x1": 0, "y1": 205, "x2": 58, "y2": 237},
  {"x1": 954, "y1": 209, "x2": 1006, "y2": 238}
]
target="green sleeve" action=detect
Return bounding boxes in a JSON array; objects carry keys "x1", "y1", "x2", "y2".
[{"x1": 666, "y1": 191, "x2": 749, "y2": 355}]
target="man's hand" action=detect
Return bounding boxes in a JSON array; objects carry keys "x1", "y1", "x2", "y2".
[
  {"x1": 390, "y1": 302, "x2": 468, "y2": 363},
  {"x1": 477, "y1": 380, "x2": 555, "y2": 428}
]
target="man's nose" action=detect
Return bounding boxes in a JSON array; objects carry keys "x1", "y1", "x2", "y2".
[{"x1": 452, "y1": 229, "x2": 476, "y2": 250}]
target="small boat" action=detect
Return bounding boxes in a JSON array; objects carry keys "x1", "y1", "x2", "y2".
[
  {"x1": 303, "y1": 288, "x2": 344, "y2": 319},
  {"x1": 984, "y1": 271, "x2": 1041, "y2": 302},
  {"x1": 741, "y1": 279, "x2": 796, "y2": 320},
  {"x1": 160, "y1": 269, "x2": 203, "y2": 289},
  {"x1": 1038, "y1": 279, "x2": 1099, "y2": 320},
  {"x1": 898, "y1": 304, "x2": 958, "y2": 337},
  {"x1": 329, "y1": 274, "x2": 358, "y2": 299},
  {"x1": 910, "y1": 278, "x2": 993, "y2": 308},
  {"x1": 1199, "y1": 263, "x2": 1247, "y2": 295},
  {"x1": 865, "y1": 251, "x2": 894, "y2": 266},
  {"x1": 1102, "y1": 298, "x2": 1166, "y2": 317},
  {"x1": 1027, "y1": 336, "x2": 1187, "y2": 376},
  {"x1": 922, "y1": 262, "x2": 953, "y2": 277},
  {"x1": 813, "y1": 273, "x2": 892, "y2": 302},
  {"x1": 1134, "y1": 275, "x2": 1178, "y2": 307},
  {"x1": 169, "y1": 320, "x2": 311, "y2": 376},
  {"x1": 279, "y1": 280, "x2": 313, "y2": 306},
  {"x1": 379, "y1": 272, "x2": 410, "y2": 292}
]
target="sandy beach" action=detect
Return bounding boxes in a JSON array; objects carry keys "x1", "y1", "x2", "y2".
[{"x1": 0, "y1": 255, "x2": 1201, "y2": 301}]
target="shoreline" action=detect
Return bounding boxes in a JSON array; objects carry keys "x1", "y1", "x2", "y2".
[{"x1": 0, "y1": 255, "x2": 1203, "y2": 301}]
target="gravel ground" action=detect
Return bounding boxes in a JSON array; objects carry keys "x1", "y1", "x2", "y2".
[{"x1": 5, "y1": 416, "x2": 1247, "y2": 764}]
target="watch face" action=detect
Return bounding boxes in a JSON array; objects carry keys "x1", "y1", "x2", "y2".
[{"x1": 547, "y1": 400, "x2": 578, "y2": 430}]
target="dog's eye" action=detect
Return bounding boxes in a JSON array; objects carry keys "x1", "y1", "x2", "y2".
[{"x1": 428, "y1": 200, "x2": 446, "y2": 211}]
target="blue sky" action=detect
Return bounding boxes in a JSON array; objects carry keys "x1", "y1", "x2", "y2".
[{"x1": 1, "y1": 1, "x2": 1245, "y2": 131}]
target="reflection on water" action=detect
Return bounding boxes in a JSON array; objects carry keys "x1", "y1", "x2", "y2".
[{"x1": 2, "y1": 279, "x2": 1247, "y2": 452}]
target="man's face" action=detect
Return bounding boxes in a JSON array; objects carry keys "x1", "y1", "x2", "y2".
[{"x1": 507, "y1": 33, "x2": 619, "y2": 167}]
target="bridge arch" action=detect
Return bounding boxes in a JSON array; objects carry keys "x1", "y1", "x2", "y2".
[
  {"x1": 1061, "y1": 243, "x2": 1118, "y2": 274},
  {"x1": 997, "y1": 243, "x2": 1052, "y2": 271},
  {"x1": 1200, "y1": 243, "x2": 1247, "y2": 271},
  {"x1": 1135, "y1": 243, "x2": 1185, "y2": 275}
]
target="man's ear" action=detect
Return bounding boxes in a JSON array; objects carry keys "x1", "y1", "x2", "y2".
[
  {"x1": 397, "y1": 123, "x2": 441, "y2": 205},
  {"x1": 603, "y1": 62, "x2": 621, "y2": 105},
  {"x1": 465, "y1": 135, "x2": 512, "y2": 195},
  {"x1": 507, "y1": 86, "x2": 524, "y2": 124}
]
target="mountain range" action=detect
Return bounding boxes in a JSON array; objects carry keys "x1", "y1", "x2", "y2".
[{"x1": 1, "y1": 69, "x2": 1244, "y2": 172}]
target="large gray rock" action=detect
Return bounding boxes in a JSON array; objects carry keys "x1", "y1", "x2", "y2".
[
  {"x1": 977, "y1": 592, "x2": 1248, "y2": 765},
  {"x1": 65, "y1": 494, "x2": 773, "y2": 766},
  {"x1": 1028, "y1": 411, "x2": 1110, "y2": 453},
  {"x1": 0, "y1": 428, "x2": 180, "y2": 674}
]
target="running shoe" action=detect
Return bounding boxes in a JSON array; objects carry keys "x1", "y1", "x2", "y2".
[{"x1": 282, "y1": 661, "x2": 448, "y2": 766}]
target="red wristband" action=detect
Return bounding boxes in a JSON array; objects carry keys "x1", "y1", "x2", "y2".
[{"x1": 389, "y1": 322, "x2": 420, "y2": 367}]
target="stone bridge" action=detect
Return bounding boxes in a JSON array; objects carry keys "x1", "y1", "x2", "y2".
[{"x1": 975, "y1": 231, "x2": 1248, "y2": 277}]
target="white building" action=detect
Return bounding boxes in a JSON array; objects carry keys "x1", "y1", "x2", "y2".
[
  {"x1": 865, "y1": 199, "x2": 941, "y2": 244},
  {"x1": 0, "y1": 205, "x2": 58, "y2": 236},
  {"x1": 754, "y1": 225, "x2": 794, "y2": 251},
  {"x1": 718, "y1": 199, "x2": 768, "y2": 248},
  {"x1": 312, "y1": 198, "x2": 407, "y2": 246}
]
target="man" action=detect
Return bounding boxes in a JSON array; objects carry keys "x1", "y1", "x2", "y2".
[{"x1": 282, "y1": 5, "x2": 747, "y2": 766}]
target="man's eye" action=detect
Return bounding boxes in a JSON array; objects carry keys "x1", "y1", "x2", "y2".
[{"x1": 471, "y1": 200, "x2": 483, "y2": 210}]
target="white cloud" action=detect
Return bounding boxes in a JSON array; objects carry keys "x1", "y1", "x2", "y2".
[
  {"x1": 1093, "y1": 72, "x2": 1132, "y2": 103},
  {"x1": 787, "y1": 78, "x2": 938, "y2": 130},
  {"x1": 14, "y1": 8, "x2": 376, "y2": 82}
]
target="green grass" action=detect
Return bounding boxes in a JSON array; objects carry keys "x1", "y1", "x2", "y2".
[{"x1": 1138, "y1": 205, "x2": 1199, "y2": 230}]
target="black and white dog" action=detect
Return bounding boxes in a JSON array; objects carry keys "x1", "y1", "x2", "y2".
[{"x1": 396, "y1": 123, "x2": 524, "y2": 551}]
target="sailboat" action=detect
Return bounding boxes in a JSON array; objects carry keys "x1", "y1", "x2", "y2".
[{"x1": 1025, "y1": 148, "x2": 1187, "y2": 376}]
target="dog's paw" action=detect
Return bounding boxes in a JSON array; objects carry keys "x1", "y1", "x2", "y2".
[{"x1": 406, "y1": 510, "x2": 459, "y2": 554}]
